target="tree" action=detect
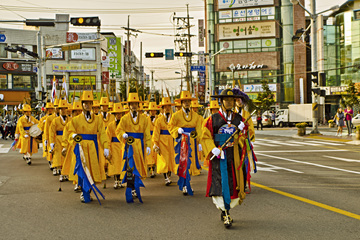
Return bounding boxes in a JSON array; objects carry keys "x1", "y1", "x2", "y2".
[
  {"x1": 256, "y1": 79, "x2": 275, "y2": 112},
  {"x1": 118, "y1": 78, "x2": 148, "y2": 102},
  {"x1": 341, "y1": 81, "x2": 359, "y2": 108}
]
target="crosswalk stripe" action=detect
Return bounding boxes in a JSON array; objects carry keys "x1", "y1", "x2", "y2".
[
  {"x1": 287, "y1": 141, "x2": 319, "y2": 146},
  {"x1": 306, "y1": 140, "x2": 343, "y2": 146},
  {"x1": 254, "y1": 141, "x2": 278, "y2": 147},
  {"x1": 260, "y1": 139, "x2": 298, "y2": 146}
]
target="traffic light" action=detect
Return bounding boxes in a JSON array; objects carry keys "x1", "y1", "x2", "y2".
[
  {"x1": 70, "y1": 17, "x2": 101, "y2": 27},
  {"x1": 320, "y1": 89, "x2": 326, "y2": 97},
  {"x1": 41, "y1": 92, "x2": 47, "y2": 101},
  {"x1": 145, "y1": 52, "x2": 164, "y2": 58},
  {"x1": 319, "y1": 72, "x2": 326, "y2": 86},
  {"x1": 175, "y1": 52, "x2": 193, "y2": 57},
  {"x1": 311, "y1": 88, "x2": 320, "y2": 95},
  {"x1": 25, "y1": 19, "x2": 55, "y2": 27},
  {"x1": 311, "y1": 71, "x2": 318, "y2": 85}
]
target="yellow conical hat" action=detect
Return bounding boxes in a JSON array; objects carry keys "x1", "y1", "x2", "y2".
[
  {"x1": 45, "y1": 102, "x2": 55, "y2": 109},
  {"x1": 54, "y1": 98, "x2": 59, "y2": 106},
  {"x1": 191, "y1": 99, "x2": 203, "y2": 108},
  {"x1": 100, "y1": 97, "x2": 109, "y2": 106},
  {"x1": 207, "y1": 100, "x2": 220, "y2": 109},
  {"x1": 126, "y1": 92, "x2": 143, "y2": 103},
  {"x1": 81, "y1": 91, "x2": 94, "y2": 102},
  {"x1": 174, "y1": 99, "x2": 181, "y2": 107},
  {"x1": 93, "y1": 100, "x2": 100, "y2": 107},
  {"x1": 111, "y1": 103, "x2": 124, "y2": 113},
  {"x1": 72, "y1": 101, "x2": 82, "y2": 111},
  {"x1": 147, "y1": 102, "x2": 158, "y2": 111},
  {"x1": 159, "y1": 97, "x2": 175, "y2": 106},
  {"x1": 58, "y1": 99, "x2": 68, "y2": 108},
  {"x1": 22, "y1": 104, "x2": 32, "y2": 112},
  {"x1": 179, "y1": 91, "x2": 195, "y2": 101}
]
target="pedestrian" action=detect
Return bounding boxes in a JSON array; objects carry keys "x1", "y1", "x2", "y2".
[
  {"x1": 146, "y1": 101, "x2": 159, "y2": 178},
  {"x1": 271, "y1": 111, "x2": 276, "y2": 127},
  {"x1": 168, "y1": 91, "x2": 203, "y2": 195},
  {"x1": 115, "y1": 92, "x2": 151, "y2": 203},
  {"x1": 335, "y1": 107, "x2": 345, "y2": 137},
  {"x1": 17, "y1": 104, "x2": 39, "y2": 165},
  {"x1": 152, "y1": 97, "x2": 177, "y2": 186},
  {"x1": 256, "y1": 110, "x2": 263, "y2": 130},
  {"x1": 201, "y1": 88, "x2": 257, "y2": 228},
  {"x1": 344, "y1": 105, "x2": 353, "y2": 136}
]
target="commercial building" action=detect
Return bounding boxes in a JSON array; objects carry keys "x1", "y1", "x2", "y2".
[{"x1": 205, "y1": 0, "x2": 307, "y2": 107}]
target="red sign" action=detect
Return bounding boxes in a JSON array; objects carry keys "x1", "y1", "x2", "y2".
[
  {"x1": 66, "y1": 32, "x2": 79, "y2": 43},
  {"x1": 2, "y1": 62, "x2": 19, "y2": 71},
  {"x1": 102, "y1": 71, "x2": 109, "y2": 84}
]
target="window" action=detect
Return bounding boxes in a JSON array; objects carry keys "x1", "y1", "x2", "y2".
[
  {"x1": 0, "y1": 74, "x2": 7, "y2": 89},
  {"x1": 0, "y1": 44, "x2": 7, "y2": 58},
  {"x1": 12, "y1": 75, "x2": 35, "y2": 89},
  {"x1": 220, "y1": 38, "x2": 277, "y2": 54},
  {"x1": 70, "y1": 48, "x2": 96, "y2": 61}
]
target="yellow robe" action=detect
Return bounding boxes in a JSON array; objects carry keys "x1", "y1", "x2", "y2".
[
  {"x1": 236, "y1": 108, "x2": 255, "y2": 143},
  {"x1": 152, "y1": 113, "x2": 177, "y2": 174},
  {"x1": 67, "y1": 113, "x2": 109, "y2": 183},
  {"x1": 99, "y1": 112, "x2": 114, "y2": 177},
  {"x1": 18, "y1": 115, "x2": 39, "y2": 154},
  {"x1": 146, "y1": 115, "x2": 157, "y2": 167},
  {"x1": 60, "y1": 117, "x2": 76, "y2": 180},
  {"x1": 49, "y1": 116, "x2": 70, "y2": 168},
  {"x1": 38, "y1": 114, "x2": 49, "y2": 157},
  {"x1": 44, "y1": 114, "x2": 57, "y2": 161},
  {"x1": 168, "y1": 109, "x2": 203, "y2": 176},
  {"x1": 115, "y1": 112, "x2": 151, "y2": 178},
  {"x1": 106, "y1": 120, "x2": 125, "y2": 176}
]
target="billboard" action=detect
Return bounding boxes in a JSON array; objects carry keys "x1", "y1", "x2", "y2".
[
  {"x1": 106, "y1": 37, "x2": 122, "y2": 79},
  {"x1": 218, "y1": 21, "x2": 276, "y2": 40},
  {"x1": 218, "y1": 0, "x2": 274, "y2": 9}
]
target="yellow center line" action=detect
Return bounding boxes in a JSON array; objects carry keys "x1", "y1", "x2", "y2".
[{"x1": 252, "y1": 182, "x2": 360, "y2": 221}]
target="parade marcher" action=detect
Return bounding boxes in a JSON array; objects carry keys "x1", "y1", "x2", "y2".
[
  {"x1": 168, "y1": 91, "x2": 203, "y2": 195},
  {"x1": 174, "y1": 99, "x2": 182, "y2": 112},
  {"x1": 44, "y1": 98, "x2": 60, "y2": 173},
  {"x1": 146, "y1": 101, "x2": 159, "y2": 178},
  {"x1": 67, "y1": 91, "x2": 110, "y2": 203},
  {"x1": 201, "y1": 89, "x2": 257, "y2": 228},
  {"x1": 92, "y1": 100, "x2": 100, "y2": 115},
  {"x1": 153, "y1": 97, "x2": 177, "y2": 186},
  {"x1": 115, "y1": 92, "x2": 151, "y2": 203},
  {"x1": 191, "y1": 99, "x2": 205, "y2": 173},
  {"x1": 61, "y1": 101, "x2": 82, "y2": 191},
  {"x1": 106, "y1": 103, "x2": 126, "y2": 189},
  {"x1": 18, "y1": 104, "x2": 39, "y2": 165},
  {"x1": 49, "y1": 100, "x2": 70, "y2": 182},
  {"x1": 38, "y1": 102, "x2": 55, "y2": 158},
  {"x1": 233, "y1": 88, "x2": 255, "y2": 192},
  {"x1": 99, "y1": 97, "x2": 115, "y2": 186},
  {"x1": 203, "y1": 100, "x2": 220, "y2": 168}
]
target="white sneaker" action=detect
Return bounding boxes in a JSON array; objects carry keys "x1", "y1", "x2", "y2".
[
  {"x1": 74, "y1": 184, "x2": 81, "y2": 192},
  {"x1": 53, "y1": 168, "x2": 57, "y2": 176},
  {"x1": 131, "y1": 190, "x2": 137, "y2": 198},
  {"x1": 26, "y1": 158, "x2": 31, "y2": 165},
  {"x1": 165, "y1": 178, "x2": 171, "y2": 186},
  {"x1": 182, "y1": 186, "x2": 188, "y2": 195},
  {"x1": 59, "y1": 175, "x2": 64, "y2": 182},
  {"x1": 114, "y1": 181, "x2": 118, "y2": 189}
]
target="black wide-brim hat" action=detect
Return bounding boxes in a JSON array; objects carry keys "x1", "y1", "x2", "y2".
[{"x1": 211, "y1": 88, "x2": 241, "y2": 99}]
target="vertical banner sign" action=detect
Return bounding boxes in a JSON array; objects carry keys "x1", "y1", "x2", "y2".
[
  {"x1": 198, "y1": 51, "x2": 205, "y2": 66},
  {"x1": 106, "y1": 37, "x2": 122, "y2": 79},
  {"x1": 198, "y1": 19, "x2": 205, "y2": 47}
]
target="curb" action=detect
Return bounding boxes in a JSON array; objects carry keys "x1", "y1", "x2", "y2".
[{"x1": 303, "y1": 135, "x2": 353, "y2": 143}]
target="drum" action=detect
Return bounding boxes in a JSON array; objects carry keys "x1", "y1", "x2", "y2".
[{"x1": 29, "y1": 124, "x2": 42, "y2": 138}]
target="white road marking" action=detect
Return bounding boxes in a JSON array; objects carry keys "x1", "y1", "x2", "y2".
[
  {"x1": 257, "y1": 153, "x2": 360, "y2": 175},
  {"x1": 323, "y1": 155, "x2": 360, "y2": 163},
  {"x1": 256, "y1": 149, "x2": 347, "y2": 153},
  {"x1": 307, "y1": 140, "x2": 343, "y2": 146},
  {"x1": 254, "y1": 141, "x2": 278, "y2": 147},
  {"x1": 260, "y1": 139, "x2": 298, "y2": 146},
  {"x1": 257, "y1": 162, "x2": 303, "y2": 173},
  {"x1": 287, "y1": 141, "x2": 319, "y2": 146}
]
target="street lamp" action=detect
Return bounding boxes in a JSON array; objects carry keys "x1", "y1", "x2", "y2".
[
  {"x1": 291, "y1": 0, "x2": 339, "y2": 134},
  {"x1": 175, "y1": 71, "x2": 184, "y2": 91},
  {"x1": 208, "y1": 46, "x2": 227, "y2": 100}
]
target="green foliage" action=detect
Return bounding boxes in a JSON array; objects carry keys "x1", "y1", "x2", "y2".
[
  {"x1": 118, "y1": 78, "x2": 148, "y2": 102},
  {"x1": 256, "y1": 79, "x2": 275, "y2": 111},
  {"x1": 356, "y1": 125, "x2": 360, "y2": 132},
  {"x1": 295, "y1": 122, "x2": 308, "y2": 128},
  {"x1": 341, "y1": 81, "x2": 360, "y2": 108}
]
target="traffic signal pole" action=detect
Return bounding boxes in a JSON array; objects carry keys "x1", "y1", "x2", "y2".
[
  {"x1": 186, "y1": 4, "x2": 192, "y2": 93},
  {"x1": 126, "y1": 15, "x2": 130, "y2": 98}
]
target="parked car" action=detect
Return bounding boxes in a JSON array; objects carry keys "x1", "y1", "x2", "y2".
[
  {"x1": 262, "y1": 115, "x2": 273, "y2": 126},
  {"x1": 352, "y1": 114, "x2": 360, "y2": 128}
]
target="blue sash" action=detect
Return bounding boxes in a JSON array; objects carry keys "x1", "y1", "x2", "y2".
[
  {"x1": 182, "y1": 127, "x2": 201, "y2": 170},
  {"x1": 150, "y1": 131, "x2": 153, "y2": 135},
  {"x1": 24, "y1": 127, "x2": 33, "y2": 152},
  {"x1": 56, "y1": 131, "x2": 63, "y2": 136},
  {"x1": 111, "y1": 137, "x2": 120, "y2": 143},
  {"x1": 80, "y1": 134, "x2": 99, "y2": 160},
  {"x1": 214, "y1": 133, "x2": 232, "y2": 211},
  {"x1": 160, "y1": 130, "x2": 170, "y2": 135}
]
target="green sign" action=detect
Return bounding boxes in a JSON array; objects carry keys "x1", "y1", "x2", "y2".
[{"x1": 106, "y1": 37, "x2": 122, "y2": 78}]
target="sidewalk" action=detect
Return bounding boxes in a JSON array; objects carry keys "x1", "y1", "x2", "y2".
[{"x1": 255, "y1": 125, "x2": 360, "y2": 145}]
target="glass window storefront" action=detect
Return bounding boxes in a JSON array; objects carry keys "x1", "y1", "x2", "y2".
[
  {"x1": 12, "y1": 75, "x2": 35, "y2": 89},
  {"x1": 0, "y1": 43, "x2": 7, "y2": 58},
  {"x1": 216, "y1": 70, "x2": 278, "y2": 86},
  {"x1": 219, "y1": 38, "x2": 277, "y2": 54},
  {"x1": 0, "y1": 74, "x2": 7, "y2": 89}
]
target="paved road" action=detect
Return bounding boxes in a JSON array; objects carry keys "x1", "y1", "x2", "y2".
[{"x1": 0, "y1": 135, "x2": 359, "y2": 239}]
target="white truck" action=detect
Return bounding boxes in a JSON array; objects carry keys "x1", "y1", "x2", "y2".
[{"x1": 275, "y1": 104, "x2": 318, "y2": 127}]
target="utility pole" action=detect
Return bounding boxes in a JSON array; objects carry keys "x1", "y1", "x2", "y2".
[
  {"x1": 186, "y1": 4, "x2": 193, "y2": 93},
  {"x1": 126, "y1": 15, "x2": 131, "y2": 97},
  {"x1": 151, "y1": 70, "x2": 155, "y2": 98}
]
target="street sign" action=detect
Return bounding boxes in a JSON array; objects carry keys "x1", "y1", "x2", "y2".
[
  {"x1": 191, "y1": 65, "x2": 206, "y2": 72},
  {"x1": 0, "y1": 34, "x2": 6, "y2": 43},
  {"x1": 165, "y1": 49, "x2": 174, "y2": 60},
  {"x1": 61, "y1": 43, "x2": 82, "y2": 51}
]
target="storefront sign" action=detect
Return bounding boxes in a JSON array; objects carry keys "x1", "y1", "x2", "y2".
[
  {"x1": 247, "y1": 92, "x2": 277, "y2": 101},
  {"x1": 101, "y1": 56, "x2": 110, "y2": 68},
  {"x1": 107, "y1": 37, "x2": 122, "y2": 78},
  {"x1": 69, "y1": 76, "x2": 96, "y2": 90},
  {"x1": 3, "y1": 62, "x2": 19, "y2": 71},
  {"x1": 102, "y1": 71, "x2": 109, "y2": 84},
  {"x1": 52, "y1": 64, "x2": 97, "y2": 72},
  {"x1": 229, "y1": 62, "x2": 267, "y2": 71},
  {"x1": 330, "y1": 86, "x2": 348, "y2": 95},
  {"x1": 66, "y1": 32, "x2": 98, "y2": 43},
  {"x1": 218, "y1": 0, "x2": 274, "y2": 9},
  {"x1": 0, "y1": 62, "x2": 35, "y2": 73},
  {"x1": 244, "y1": 84, "x2": 277, "y2": 92},
  {"x1": 219, "y1": 10, "x2": 232, "y2": 19},
  {"x1": 219, "y1": 21, "x2": 276, "y2": 40},
  {"x1": 70, "y1": 48, "x2": 96, "y2": 61},
  {"x1": 198, "y1": 19, "x2": 205, "y2": 47},
  {"x1": 46, "y1": 48, "x2": 64, "y2": 59}
]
